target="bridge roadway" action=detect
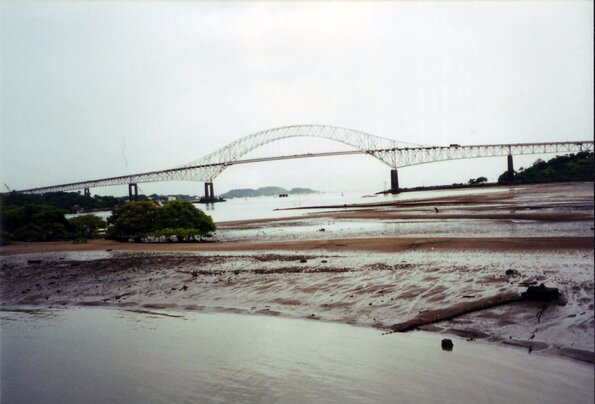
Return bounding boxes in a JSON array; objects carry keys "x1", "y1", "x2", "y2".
[{"x1": 13, "y1": 139, "x2": 593, "y2": 199}]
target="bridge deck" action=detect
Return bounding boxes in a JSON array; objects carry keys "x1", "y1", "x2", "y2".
[{"x1": 10, "y1": 140, "x2": 594, "y2": 195}]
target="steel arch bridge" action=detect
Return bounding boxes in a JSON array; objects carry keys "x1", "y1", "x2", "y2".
[
  {"x1": 11, "y1": 124, "x2": 594, "y2": 198},
  {"x1": 177, "y1": 125, "x2": 422, "y2": 180}
]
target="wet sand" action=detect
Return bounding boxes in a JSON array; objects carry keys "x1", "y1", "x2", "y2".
[
  {"x1": 1, "y1": 236, "x2": 593, "y2": 255},
  {"x1": 1, "y1": 182, "x2": 594, "y2": 364}
]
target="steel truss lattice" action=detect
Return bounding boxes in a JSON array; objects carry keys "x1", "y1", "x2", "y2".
[{"x1": 12, "y1": 125, "x2": 594, "y2": 194}]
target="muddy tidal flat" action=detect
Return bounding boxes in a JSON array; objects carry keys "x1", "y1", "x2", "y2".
[{"x1": 1, "y1": 182, "x2": 594, "y2": 402}]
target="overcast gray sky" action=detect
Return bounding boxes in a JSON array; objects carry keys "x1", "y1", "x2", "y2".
[{"x1": 1, "y1": 1, "x2": 592, "y2": 196}]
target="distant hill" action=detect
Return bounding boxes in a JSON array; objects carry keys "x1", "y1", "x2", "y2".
[
  {"x1": 220, "y1": 186, "x2": 318, "y2": 198},
  {"x1": 498, "y1": 152, "x2": 593, "y2": 184}
]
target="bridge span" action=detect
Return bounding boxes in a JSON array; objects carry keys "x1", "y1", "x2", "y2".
[{"x1": 10, "y1": 125, "x2": 594, "y2": 199}]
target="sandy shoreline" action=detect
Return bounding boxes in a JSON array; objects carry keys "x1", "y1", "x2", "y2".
[{"x1": 2, "y1": 236, "x2": 593, "y2": 256}]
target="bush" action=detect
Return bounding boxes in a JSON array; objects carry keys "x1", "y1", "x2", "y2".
[
  {"x1": 1, "y1": 205, "x2": 72, "y2": 241},
  {"x1": 106, "y1": 200, "x2": 215, "y2": 242},
  {"x1": 156, "y1": 200, "x2": 216, "y2": 235},
  {"x1": 468, "y1": 176, "x2": 488, "y2": 185},
  {"x1": 149, "y1": 227, "x2": 202, "y2": 242},
  {"x1": 106, "y1": 201, "x2": 160, "y2": 241},
  {"x1": 69, "y1": 214, "x2": 107, "y2": 239},
  {"x1": 0, "y1": 231, "x2": 10, "y2": 246}
]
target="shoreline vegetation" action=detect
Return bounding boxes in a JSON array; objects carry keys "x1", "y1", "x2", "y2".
[{"x1": 1, "y1": 200, "x2": 216, "y2": 245}]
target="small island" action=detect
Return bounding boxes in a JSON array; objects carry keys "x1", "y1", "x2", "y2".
[{"x1": 219, "y1": 186, "x2": 318, "y2": 199}]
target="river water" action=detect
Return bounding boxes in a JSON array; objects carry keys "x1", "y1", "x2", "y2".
[
  {"x1": 80, "y1": 187, "x2": 505, "y2": 223},
  {"x1": 1, "y1": 308, "x2": 593, "y2": 404},
  {"x1": 200, "y1": 187, "x2": 504, "y2": 222}
]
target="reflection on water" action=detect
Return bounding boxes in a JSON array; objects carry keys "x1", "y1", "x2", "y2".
[{"x1": 1, "y1": 308, "x2": 593, "y2": 404}]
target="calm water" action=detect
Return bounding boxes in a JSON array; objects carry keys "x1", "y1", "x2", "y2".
[
  {"x1": 1, "y1": 308, "x2": 593, "y2": 404},
  {"x1": 200, "y1": 188, "x2": 506, "y2": 222},
  {"x1": 76, "y1": 187, "x2": 505, "y2": 223}
]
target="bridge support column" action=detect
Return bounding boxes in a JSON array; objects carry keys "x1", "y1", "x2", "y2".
[
  {"x1": 204, "y1": 182, "x2": 214, "y2": 201},
  {"x1": 83, "y1": 187, "x2": 90, "y2": 197},
  {"x1": 390, "y1": 169, "x2": 399, "y2": 194},
  {"x1": 128, "y1": 183, "x2": 138, "y2": 202},
  {"x1": 507, "y1": 154, "x2": 514, "y2": 181}
]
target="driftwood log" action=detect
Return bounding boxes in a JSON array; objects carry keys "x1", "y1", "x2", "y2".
[
  {"x1": 386, "y1": 292, "x2": 521, "y2": 333},
  {"x1": 384, "y1": 283, "x2": 562, "y2": 335}
]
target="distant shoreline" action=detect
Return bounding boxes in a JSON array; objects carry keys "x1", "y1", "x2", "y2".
[
  {"x1": 377, "y1": 179, "x2": 593, "y2": 195},
  {"x1": 219, "y1": 186, "x2": 318, "y2": 199}
]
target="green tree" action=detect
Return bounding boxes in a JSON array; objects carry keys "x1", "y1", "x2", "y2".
[
  {"x1": 497, "y1": 152, "x2": 593, "y2": 184},
  {"x1": 69, "y1": 214, "x2": 107, "y2": 239},
  {"x1": 106, "y1": 201, "x2": 160, "y2": 241},
  {"x1": 0, "y1": 190, "x2": 132, "y2": 211},
  {"x1": 468, "y1": 176, "x2": 488, "y2": 185},
  {"x1": 1, "y1": 205, "x2": 72, "y2": 241},
  {"x1": 105, "y1": 200, "x2": 215, "y2": 242},
  {"x1": 155, "y1": 200, "x2": 216, "y2": 235}
]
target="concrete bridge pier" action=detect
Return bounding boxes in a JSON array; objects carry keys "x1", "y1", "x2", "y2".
[
  {"x1": 204, "y1": 182, "x2": 214, "y2": 201},
  {"x1": 83, "y1": 187, "x2": 90, "y2": 197},
  {"x1": 507, "y1": 154, "x2": 514, "y2": 181},
  {"x1": 128, "y1": 183, "x2": 138, "y2": 202},
  {"x1": 390, "y1": 169, "x2": 400, "y2": 194}
]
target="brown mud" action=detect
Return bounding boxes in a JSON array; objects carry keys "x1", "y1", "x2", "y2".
[{"x1": 1, "y1": 236, "x2": 592, "y2": 256}]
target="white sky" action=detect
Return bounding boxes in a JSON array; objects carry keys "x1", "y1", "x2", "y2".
[{"x1": 1, "y1": 1, "x2": 593, "y2": 196}]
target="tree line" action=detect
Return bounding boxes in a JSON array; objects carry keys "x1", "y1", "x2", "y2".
[
  {"x1": 0, "y1": 191, "x2": 200, "y2": 212},
  {"x1": 498, "y1": 152, "x2": 593, "y2": 184},
  {"x1": 1, "y1": 200, "x2": 215, "y2": 245}
]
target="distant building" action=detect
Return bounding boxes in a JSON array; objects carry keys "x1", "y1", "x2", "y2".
[{"x1": 167, "y1": 196, "x2": 176, "y2": 201}]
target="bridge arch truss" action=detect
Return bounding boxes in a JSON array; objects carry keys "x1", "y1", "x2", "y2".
[
  {"x1": 10, "y1": 125, "x2": 594, "y2": 195},
  {"x1": 178, "y1": 125, "x2": 424, "y2": 181}
]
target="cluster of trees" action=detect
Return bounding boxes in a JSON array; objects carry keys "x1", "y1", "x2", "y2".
[
  {"x1": 147, "y1": 194, "x2": 198, "y2": 203},
  {"x1": 468, "y1": 177, "x2": 488, "y2": 185},
  {"x1": 0, "y1": 191, "x2": 201, "y2": 212},
  {"x1": 106, "y1": 200, "x2": 216, "y2": 242},
  {"x1": 1, "y1": 205, "x2": 106, "y2": 244},
  {"x1": 1, "y1": 200, "x2": 215, "y2": 244},
  {"x1": 0, "y1": 191, "x2": 130, "y2": 212},
  {"x1": 449, "y1": 177, "x2": 488, "y2": 187},
  {"x1": 498, "y1": 152, "x2": 593, "y2": 184}
]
